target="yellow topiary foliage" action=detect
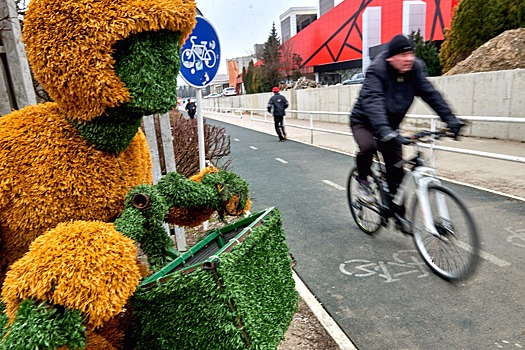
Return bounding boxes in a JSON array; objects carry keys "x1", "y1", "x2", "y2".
[
  {"x1": 226, "y1": 195, "x2": 252, "y2": 216},
  {"x1": 189, "y1": 166, "x2": 220, "y2": 182},
  {"x1": 1, "y1": 220, "x2": 141, "y2": 330},
  {"x1": 0, "y1": 103, "x2": 152, "y2": 281},
  {"x1": 22, "y1": 0, "x2": 197, "y2": 123}
]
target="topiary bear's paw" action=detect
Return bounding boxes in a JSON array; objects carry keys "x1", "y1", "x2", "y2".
[
  {"x1": 190, "y1": 166, "x2": 252, "y2": 219},
  {"x1": 1, "y1": 220, "x2": 142, "y2": 334},
  {"x1": 115, "y1": 167, "x2": 252, "y2": 270}
]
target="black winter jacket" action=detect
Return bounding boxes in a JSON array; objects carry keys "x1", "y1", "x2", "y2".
[
  {"x1": 267, "y1": 93, "x2": 289, "y2": 117},
  {"x1": 350, "y1": 51, "x2": 456, "y2": 140}
]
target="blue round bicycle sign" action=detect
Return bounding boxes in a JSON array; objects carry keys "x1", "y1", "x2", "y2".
[{"x1": 179, "y1": 16, "x2": 221, "y2": 88}]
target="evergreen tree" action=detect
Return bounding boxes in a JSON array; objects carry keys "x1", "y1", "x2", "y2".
[
  {"x1": 242, "y1": 66, "x2": 251, "y2": 94},
  {"x1": 251, "y1": 66, "x2": 264, "y2": 94},
  {"x1": 260, "y1": 23, "x2": 282, "y2": 91},
  {"x1": 409, "y1": 30, "x2": 442, "y2": 77},
  {"x1": 242, "y1": 61, "x2": 264, "y2": 94},
  {"x1": 242, "y1": 61, "x2": 257, "y2": 94},
  {"x1": 500, "y1": 0, "x2": 525, "y2": 28},
  {"x1": 440, "y1": 0, "x2": 514, "y2": 73}
]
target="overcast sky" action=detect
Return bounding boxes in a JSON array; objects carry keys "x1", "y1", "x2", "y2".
[{"x1": 192, "y1": 0, "x2": 318, "y2": 76}]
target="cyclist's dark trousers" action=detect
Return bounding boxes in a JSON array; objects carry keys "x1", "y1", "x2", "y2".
[
  {"x1": 351, "y1": 123, "x2": 404, "y2": 198},
  {"x1": 188, "y1": 112, "x2": 195, "y2": 119},
  {"x1": 273, "y1": 115, "x2": 286, "y2": 140}
]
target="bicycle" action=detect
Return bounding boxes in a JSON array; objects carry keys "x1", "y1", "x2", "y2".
[
  {"x1": 181, "y1": 36, "x2": 217, "y2": 71},
  {"x1": 346, "y1": 129, "x2": 481, "y2": 281}
]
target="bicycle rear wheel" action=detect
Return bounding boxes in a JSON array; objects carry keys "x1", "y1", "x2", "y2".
[
  {"x1": 411, "y1": 184, "x2": 480, "y2": 281},
  {"x1": 347, "y1": 167, "x2": 383, "y2": 234}
]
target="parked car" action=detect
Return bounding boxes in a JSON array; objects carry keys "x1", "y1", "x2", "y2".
[
  {"x1": 342, "y1": 73, "x2": 365, "y2": 85},
  {"x1": 204, "y1": 93, "x2": 221, "y2": 99},
  {"x1": 222, "y1": 87, "x2": 237, "y2": 96}
]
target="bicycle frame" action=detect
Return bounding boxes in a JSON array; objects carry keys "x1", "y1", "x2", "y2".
[{"x1": 391, "y1": 144, "x2": 451, "y2": 237}]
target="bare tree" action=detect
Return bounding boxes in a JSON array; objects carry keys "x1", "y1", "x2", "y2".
[
  {"x1": 152, "y1": 111, "x2": 232, "y2": 177},
  {"x1": 280, "y1": 41, "x2": 303, "y2": 83}
]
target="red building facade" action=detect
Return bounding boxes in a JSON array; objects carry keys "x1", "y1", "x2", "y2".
[{"x1": 283, "y1": 0, "x2": 459, "y2": 78}]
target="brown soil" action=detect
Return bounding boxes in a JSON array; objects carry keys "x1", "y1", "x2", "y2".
[{"x1": 183, "y1": 215, "x2": 341, "y2": 350}]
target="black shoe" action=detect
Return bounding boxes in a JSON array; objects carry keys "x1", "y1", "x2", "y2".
[
  {"x1": 393, "y1": 213, "x2": 412, "y2": 235},
  {"x1": 278, "y1": 138, "x2": 285, "y2": 142}
]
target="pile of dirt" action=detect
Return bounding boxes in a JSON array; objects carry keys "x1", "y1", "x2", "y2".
[
  {"x1": 445, "y1": 28, "x2": 525, "y2": 75},
  {"x1": 281, "y1": 77, "x2": 321, "y2": 90}
]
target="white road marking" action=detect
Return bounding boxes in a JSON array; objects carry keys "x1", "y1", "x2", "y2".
[
  {"x1": 319, "y1": 180, "x2": 510, "y2": 268},
  {"x1": 454, "y1": 240, "x2": 511, "y2": 267},
  {"x1": 322, "y1": 180, "x2": 345, "y2": 191},
  {"x1": 234, "y1": 138, "x2": 240, "y2": 141},
  {"x1": 275, "y1": 158, "x2": 288, "y2": 164},
  {"x1": 249, "y1": 146, "x2": 258, "y2": 150}
]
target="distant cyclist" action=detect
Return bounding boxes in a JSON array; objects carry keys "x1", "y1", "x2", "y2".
[{"x1": 350, "y1": 34, "x2": 463, "y2": 232}]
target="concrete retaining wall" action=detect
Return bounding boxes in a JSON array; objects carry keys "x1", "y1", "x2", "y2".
[{"x1": 202, "y1": 69, "x2": 525, "y2": 142}]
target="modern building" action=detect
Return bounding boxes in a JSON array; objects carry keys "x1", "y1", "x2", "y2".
[
  {"x1": 226, "y1": 56, "x2": 257, "y2": 93},
  {"x1": 279, "y1": 7, "x2": 318, "y2": 43},
  {"x1": 282, "y1": 0, "x2": 460, "y2": 84},
  {"x1": 319, "y1": 0, "x2": 345, "y2": 17}
]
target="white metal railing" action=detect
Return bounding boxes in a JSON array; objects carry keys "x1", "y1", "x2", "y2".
[{"x1": 203, "y1": 106, "x2": 525, "y2": 166}]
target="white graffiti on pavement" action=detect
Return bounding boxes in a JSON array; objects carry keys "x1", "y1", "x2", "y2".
[
  {"x1": 505, "y1": 227, "x2": 525, "y2": 248},
  {"x1": 339, "y1": 250, "x2": 429, "y2": 282}
]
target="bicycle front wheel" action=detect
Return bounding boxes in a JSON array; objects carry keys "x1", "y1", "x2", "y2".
[
  {"x1": 411, "y1": 184, "x2": 480, "y2": 281},
  {"x1": 347, "y1": 167, "x2": 382, "y2": 234}
]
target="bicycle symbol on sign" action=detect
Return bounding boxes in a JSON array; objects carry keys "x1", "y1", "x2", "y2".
[
  {"x1": 339, "y1": 250, "x2": 429, "y2": 282},
  {"x1": 181, "y1": 36, "x2": 217, "y2": 74}
]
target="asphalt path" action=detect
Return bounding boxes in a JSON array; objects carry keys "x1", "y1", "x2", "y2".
[{"x1": 209, "y1": 119, "x2": 525, "y2": 350}]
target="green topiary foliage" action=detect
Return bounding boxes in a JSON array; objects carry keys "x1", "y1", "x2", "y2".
[
  {"x1": 0, "y1": 299, "x2": 86, "y2": 350},
  {"x1": 0, "y1": 300, "x2": 7, "y2": 339},
  {"x1": 113, "y1": 30, "x2": 182, "y2": 116},
  {"x1": 115, "y1": 184, "x2": 174, "y2": 271},
  {"x1": 156, "y1": 172, "x2": 220, "y2": 209},
  {"x1": 131, "y1": 269, "x2": 245, "y2": 350},
  {"x1": 129, "y1": 209, "x2": 298, "y2": 349},
  {"x1": 217, "y1": 210, "x2": 298, "y2": 348},
  {"x1": 201, "y1": 170, "x2": 250, "y2": 214},
  {"x1": 70, "y1": 108, "x2": 144, "y2": 153},
  {"x1": 115, "y1": 171, "x2": 250, "y2": 271}
]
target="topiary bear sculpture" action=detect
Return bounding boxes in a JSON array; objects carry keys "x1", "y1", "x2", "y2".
[
  {"x1": 0, "y1": 0, "x2": 252, "y2": 348},
  {"x1": 0, "y1": 0, "x2": 196, "y2": 282}
]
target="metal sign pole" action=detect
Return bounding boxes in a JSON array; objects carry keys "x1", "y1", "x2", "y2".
[{"x1": 196, "y1": 88, "x2": 206, "y2": 170}]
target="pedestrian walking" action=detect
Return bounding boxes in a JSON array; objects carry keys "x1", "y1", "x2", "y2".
[
  {"x1": 267, "y1": 87, "x2": 289, "y2": 141},
  {"x1": 185, "y1": 99, "x2": 197, "y2": 119}
]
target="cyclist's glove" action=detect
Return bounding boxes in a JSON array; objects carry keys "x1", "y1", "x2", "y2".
[
  {"x1": 395, "y1": 134, "x2": 412, "y2": 146},
  {"x1": 447, "y1": 119, "x2": 465, "y2": 140}
]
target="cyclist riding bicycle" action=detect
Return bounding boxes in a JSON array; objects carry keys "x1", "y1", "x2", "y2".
[{"x1": 350, "y1": 34, "x2": 463, "y2": 233}]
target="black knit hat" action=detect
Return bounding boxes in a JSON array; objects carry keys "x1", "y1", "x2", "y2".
[{"x1": 386, "y1": 34, "x2": 414, "y2": 58}]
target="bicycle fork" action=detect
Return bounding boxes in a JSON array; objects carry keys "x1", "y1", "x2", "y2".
[{"x1": 414, "y1": 175, "x2": 451, "y2": 237}]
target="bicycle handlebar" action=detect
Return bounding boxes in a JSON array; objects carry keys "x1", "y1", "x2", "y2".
[{"x1": 407, "y1": 129, "x2": 456, "y2": 143}]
